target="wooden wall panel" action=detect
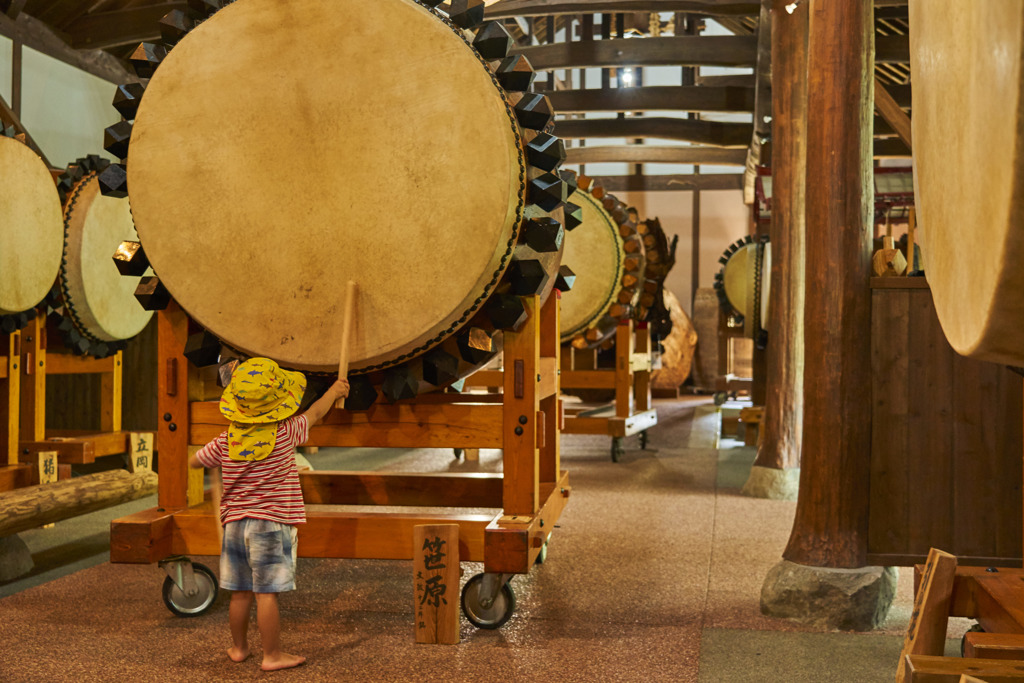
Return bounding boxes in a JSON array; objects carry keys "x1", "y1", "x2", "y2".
[{"x1": 868, "y1": 284, "x2": 1022, "y2": 566}]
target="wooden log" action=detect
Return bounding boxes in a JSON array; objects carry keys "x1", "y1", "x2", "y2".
[
  {"x1": 751, "y1": 0, "x2": 807, "y2": 472},
  {"x1": 897, "y1": 548, "x2": 958, "y2": 683},
  {"x1": 782, "y1": 0, "x2": 874, "y2": 567},
  {"x1": 651, "y1": 289, "x2": 698, "y2": 391},
  {"x1": 413, "y1": 524, "x2": 460, "y2": 645},
  {"x1": 0, "y1": 468, "x2": 157, "y2": 537}
]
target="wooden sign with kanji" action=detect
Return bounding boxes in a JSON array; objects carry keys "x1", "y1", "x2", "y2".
[{"x1": 413, "y1": 524, "x2": 460, "y2": 645}]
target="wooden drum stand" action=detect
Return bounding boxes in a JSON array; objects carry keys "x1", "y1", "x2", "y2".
[
  {"x1": 560, "y1": 319, "x2": 658, "y2": 462},
  {"x1": 110, "y1": 293, "x2": 569, "y2": 629}
]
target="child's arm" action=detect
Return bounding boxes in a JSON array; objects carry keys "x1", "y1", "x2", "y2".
[
  {"x1": 190, "y1": 437, "x2": 223, "y2": 469},
  {"x1": 300, "y1": 379, "x2": 350, "y2": 427}
]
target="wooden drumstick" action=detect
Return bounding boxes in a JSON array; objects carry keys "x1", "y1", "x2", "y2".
[{"x1": 336, "y1": 281, "x2": 358, "y2": 407}]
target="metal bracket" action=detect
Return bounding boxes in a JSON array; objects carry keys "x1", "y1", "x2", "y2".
[
  {"x1": 477, "y1": 572, "x2": 514, "y2": 610},
  {"x1": 158, "y1": 555, "x2": 200, "y2": 597}
]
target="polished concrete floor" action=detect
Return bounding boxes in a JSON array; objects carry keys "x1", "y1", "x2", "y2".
[{"x1": 0, "y1": 397, "x2": 968, "y2": 682}]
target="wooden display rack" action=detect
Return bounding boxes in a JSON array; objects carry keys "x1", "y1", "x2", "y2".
[
  {"x1": 110, "y1": 294, "x2": 569, "y2": 627},
  {"x1": 560, "y1": 319, "x2": 658, "y2": 461},
  {"x1": 16, "y1": 315, "x2": 136, "y2": 472}
]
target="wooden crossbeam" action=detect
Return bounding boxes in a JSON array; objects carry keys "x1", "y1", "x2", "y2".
[
  {"x1": 594, "y1": 173, "x2": 744, "y2": 192},
  {"x1": 875, "y1": 78, "x2": 913, "y2": 150},
  {"x1": 546, "y1": 86, "x2": 755, "y2": 113},
  {"x1": 485, "y1": 1, "x2": 761, "y2": 19},
  {"x1": 876, "y1": 35, "x2": 911, "y2": 63},
  {"x1": 0, "y1": 11, "x2": 133, "y2": 84},
  {"x1": 565, "y1": 144, "x2": 747, "y2": 165},
  {"x1": 554, "y1": 116, "x2": 752, "y2": 146},
  {"x1": 66, "y1": 3, "x2": 185, "y2": 50},
  {"x1": 513, "y1": 35, "x2": 758, "y2": 70}
]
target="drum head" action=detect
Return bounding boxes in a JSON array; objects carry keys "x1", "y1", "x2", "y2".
[
  {"x1": 0, "y1": 137, "x2": 64, "y2": 314},
  {"x1": 723, "y1": 243, "x2": 751, "y2": 315},
  {"x1": 911, "y1": 0, "x2": 1024, "y2": 364},
  {"x1": 61, "y1": 175, "x2": 153, "y2": 341},
  {"x1": 560, "y1": 191, "x2": 624, "y2": 339},
  {"x1": 128, "y1": 0, "x2": 524, "y2": 371}
]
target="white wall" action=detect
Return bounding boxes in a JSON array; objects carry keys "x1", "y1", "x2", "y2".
[{"x1": 0, "y1": 42, "x2": 119, "y2": 168}]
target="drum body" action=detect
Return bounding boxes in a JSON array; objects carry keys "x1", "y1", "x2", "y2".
[
  {"x1": 911, "y1": 0, "x2": 1024, "y2": 365},
  {"x1": 0, "y1": 136, "x2": 64, "y2": 320},
  {"x1": 651, "y1": 289, "x2": 698, "y2": 390},
  {"x1": 57, "y1": 171, "x2": 153, "y2": 354},
  {"x1": 117, "y1": 0, "x2": 567, "y2": 401},
  {"x1": 559, "y1": 182, "x2": 645, "y2": 348}
]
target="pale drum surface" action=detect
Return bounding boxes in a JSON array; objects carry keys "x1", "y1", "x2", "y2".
[
  {"x1": 128, "y1": 0, "x2": 523, "y2": 371},
  {"x1": 911, "y1": 0, "x2": 1024, "y2": 364},
  {"x1": 62, "y1": 176, "x2": 153, "y2": 341},
  {"x1": 0, "y1": 137, "x2": 64, "y2": 314},
  {"x1": 559, "y1": 190, "x2": 624, "y2": 340}
]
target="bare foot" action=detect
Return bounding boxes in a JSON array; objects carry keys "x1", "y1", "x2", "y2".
[
  {"x1": 261, "y1": 652, "x2": 306, "y2": 672},
  {"x1": 227, "y1": 646, "x2": 251, "y2": 663}
]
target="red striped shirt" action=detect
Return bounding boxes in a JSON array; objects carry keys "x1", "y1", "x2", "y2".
[{"x1": 195, "y1": 414, "x2": 308, "y2": 526}]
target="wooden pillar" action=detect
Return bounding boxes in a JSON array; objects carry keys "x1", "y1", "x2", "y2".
[
  {"x1": 19, "y1": 315, "x2": 44, "y2": 443},
  {"x1": 1, "y1": 331, "x2": 20, "y2": 466},
  {"x1": 753, "y1": 0, "x2": 808, "y2": 471},
  {"x1": 782, "y1": 0, "x2": 874, "y2": 569},
  {"x1": 157, "y1": 305, "x2": 190, "y2": 510}
]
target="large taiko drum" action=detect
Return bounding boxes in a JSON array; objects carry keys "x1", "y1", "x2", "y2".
[
  {"x1": 52, "y1": 159, "x2": 153, "y2": 357},
  {"x1": 0, "y1": 136, "x2": 64, "y2": 329},
  {"x1": 114, "y1": 0, "x2": 568, "y2": 403},
  {"x1": 911, "y1": 0, "x2": 1024, "y2": 365},
  {"x1": 558, "y1": 178, "x2": 646, "y2": 348},
  {"x1": 714, "y1": 236, "x2": 771, "y2": 342}
]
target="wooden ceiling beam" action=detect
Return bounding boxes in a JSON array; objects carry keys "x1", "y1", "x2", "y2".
[
  {"x1": 565, "y1": 144, "x2": 748, "y2": 165},
  {"x1": 554, "y1": 116, "x2": 753, "y2": 146},
  {"x1": 873, "y1": 78, "x2": 912, "y2": 150},
  {"x1": 547, "y1": 85, "x2": 755, "y2": 113},
  {"x1": 485, "y1": 1, "x2": 760, "y2": 19},
  {"x1": 596, "y1": 173, "x2": 745, "y2": 192},
  {"x1": 513, "y1": 35, "x2": 758, "y2": 70},
  {"x1": 875, "y1": 35, "x2": 909, "y2": 63},
  {"x1": 66, "y1": 2, "x2": 185, "y2": 50},
  {"x1": 0, "y1": 11, "x2": 134, "y2": 84}
]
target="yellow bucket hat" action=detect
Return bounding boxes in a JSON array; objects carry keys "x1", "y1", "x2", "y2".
[{"x1": 220, "y1": 358, "x2": 306, "y2": 461}]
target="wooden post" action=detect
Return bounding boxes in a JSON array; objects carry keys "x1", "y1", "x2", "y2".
[
  {"x1": 157, "y1": 305, "x2": 190, "y2": 510},
  {"x1": 634, "y1": 322, "x2": 652, "y2": 413},
  {"x1": 502, "y1": 295, "x2": 541, "y2": 516},
  {"x1": 413, "y1": 523, "x2": 460, "y2": 644},
  {"x1": 1, "y1": 330, "x2": 21, "y2": 466},
  {"x1": 615, "y1": 320, "x2": 634, "y2": 418},
  {"x1": 19, "y1": 314, "x2": 44, "y2": 443},
  {"x1": 896, "y1": 548, "x2": 957, "y2": 683},
  {"x1": 783, "y1": 0, "x2": 874, "y2": 568},
  {"x1": 100, "y1": 351, "x2": 123, "y2": 433},
  {"x1": 753, "y1": 0, "x2": 808, "y2": 472},
  {"x1": 539, "y1": 292, "x2": 560, "y2": 485}
]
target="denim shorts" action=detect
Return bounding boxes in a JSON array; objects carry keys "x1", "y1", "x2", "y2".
[{"x1": 220, "y1": 518, "x2": 298, "y2": 593}]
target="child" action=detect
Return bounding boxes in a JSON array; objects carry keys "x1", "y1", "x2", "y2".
[{"x1": 189, "y1": 357, "x2": 349, "y2": 671}]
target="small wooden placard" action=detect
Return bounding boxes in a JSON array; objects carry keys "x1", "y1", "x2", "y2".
[
  {"x1": 413, "y1": 523, "x2": 460, "y2": 645},
  {"x1": 128, "y1": 432, "x2": 154, "y2": 473},
  {"x1": 897, "y1": 547, "x2": 958, "y2": 683},
  {"x1": 37, "y1": 450, "x2": 57, "y2": 485}
]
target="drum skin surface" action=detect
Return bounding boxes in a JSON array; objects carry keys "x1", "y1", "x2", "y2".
[
  {"x1": 0, "y1": 137, "x2": 64, "y2": 314},
  {"x1": 559, "y1": 190, "x2": 623, "y2": 340},
  {"x1": 61, "y1": 174, "x2": 153, "y2": 342},
  {"x1": 128, "y1": 0, "x2": 524, "y2": 372},
  {"x1": 911, "y1": 0, "x2": 1024, "y2": 364}
]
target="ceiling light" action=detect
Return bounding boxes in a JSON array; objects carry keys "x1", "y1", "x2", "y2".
[{"x1": 785, "y1": 2, "x2": 799, "y2": 14}]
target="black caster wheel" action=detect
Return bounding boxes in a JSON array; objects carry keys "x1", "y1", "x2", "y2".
[
  {"x1": 535, "y1": 540, "x2": 549, "y2": 565},
  {"x1": 162, "y1": 562, "x2": 218, "y2": 617},
  {"x1": 453, "y1": 448, "x2": 463, "y2": 460},
  {"x1": 713, "y1": 391, "x2": 728, "y2": 406},
  {"x1": 611, "y1": 437, "x2": 624, "y2": 462},
  {"x1": 639, "y1": 430, "x2": 649, "y2": 450},
  {"x1": 961, "y1": 622, "x2": 985, "y2": 657},
  {"x1": 461, "y1": 573, "x2": 516, "y2": 629}
]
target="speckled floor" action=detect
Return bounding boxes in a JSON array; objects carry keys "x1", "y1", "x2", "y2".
[{"x1": 0, "y1": 397, "x2": 967, "y2": 682}]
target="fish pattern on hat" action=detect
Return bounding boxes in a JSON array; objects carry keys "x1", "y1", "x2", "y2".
[{"x1": 220, "y1": 358, "x2": 306, "y2": 461}]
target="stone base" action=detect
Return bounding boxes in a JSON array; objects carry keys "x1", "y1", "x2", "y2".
[
  {"x1": 0, "y1": 534, "x2": 34, "y2": 582},
  {"x1": 760, "y1": 560, "x2": 898, "y2": 631},
  {"x1": 742, "y1": 466, "x2": 800, "y2": 501}
]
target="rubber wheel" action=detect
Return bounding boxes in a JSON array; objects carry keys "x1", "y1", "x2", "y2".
[
  {"x1": 611, "y1": 437, "x2": 624, "y2": 463},
  {"x1": 639, "y1": 430, "x2": 649, "y2": 450},
  {"x1": 453, "y1": 448, "x2": 463, "y2": 459},
  {"x1": 162, "y1": 562, "x2": 218, "y2": 617},
  {"x1": 461, "y1": 574, "x2": 516, "y2": 629},
  {"x1": 535, "y1": 540, "x2": 549, "y2": 565},
  {"x1": 713, "y1": 391, "x2": 728, "y2": 406}
]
